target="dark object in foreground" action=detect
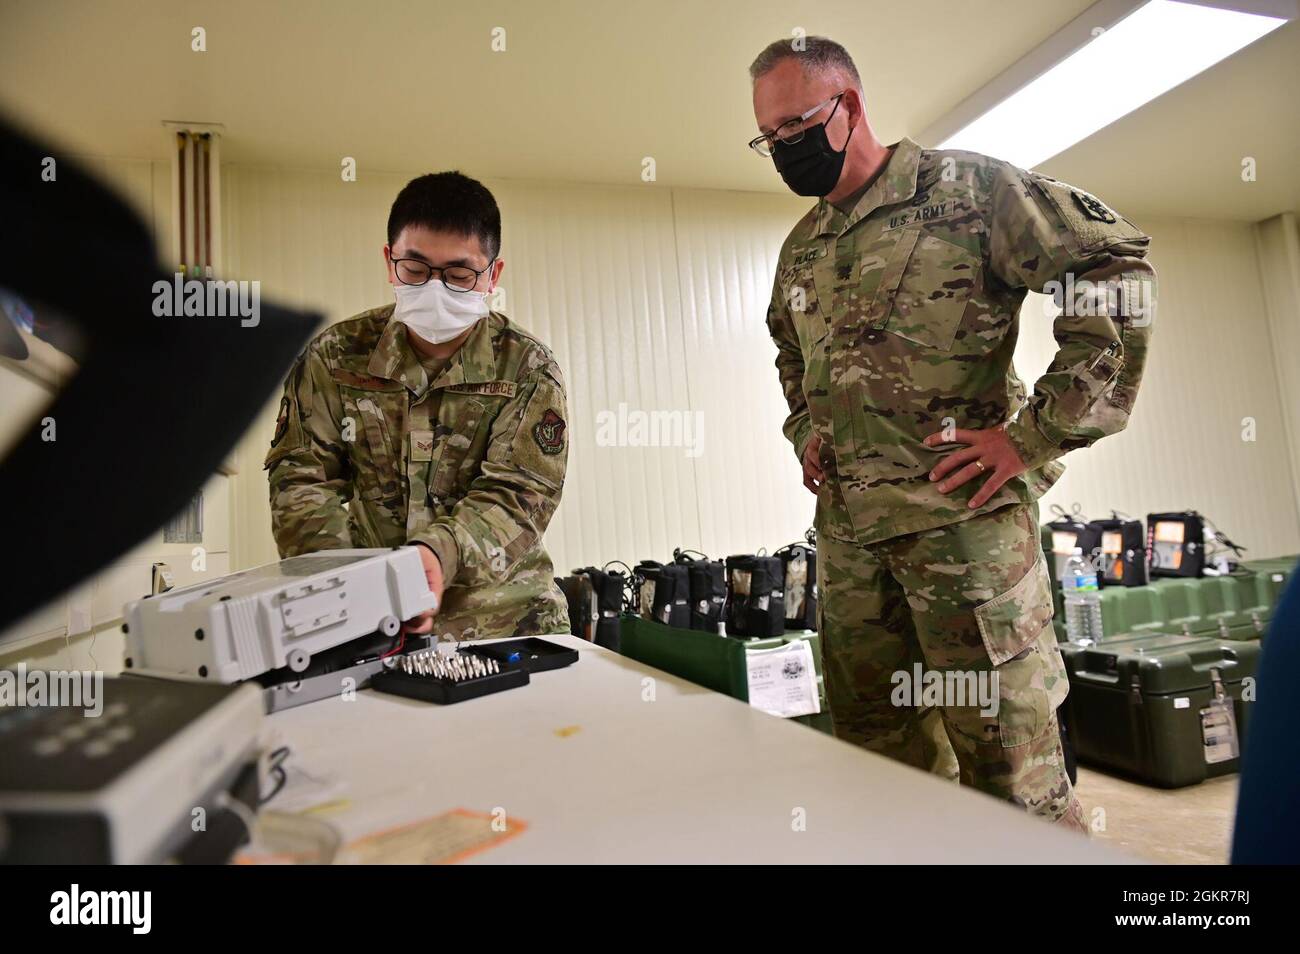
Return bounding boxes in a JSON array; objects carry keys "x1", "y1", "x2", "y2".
[
  {"x1": 0, "y1": 677, "x2": 262, "y2": 864},
  {"x1": 0, "y1": 114, "x2": 318, "y2": 633}
]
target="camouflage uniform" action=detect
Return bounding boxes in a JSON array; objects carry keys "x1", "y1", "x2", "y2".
[
  {"x1": 767, "y1": 138, "x2": 1155, "y2": 828},
  {"x1": 266, "y1": 306, "x2": 570, "y2": 641}
]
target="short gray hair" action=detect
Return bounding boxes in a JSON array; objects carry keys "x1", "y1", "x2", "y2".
[{"x1": 749, "y1": 35, "x2": 862, "y2": 90}]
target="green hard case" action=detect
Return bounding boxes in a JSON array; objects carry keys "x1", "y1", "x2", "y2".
[
  {"x1": 617, "y1": 615, "x2": 831, "y2": 734},
  {"x1": 1061, "y1": 632, "x2": 1260, "y2": 788}
]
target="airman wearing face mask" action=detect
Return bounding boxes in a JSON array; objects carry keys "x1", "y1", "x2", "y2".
[{"x1": 266, "y1": 171, "x2": 570, "y2": 642}]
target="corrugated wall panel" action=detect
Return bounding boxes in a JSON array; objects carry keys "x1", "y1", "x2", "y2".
[
  {"x1": 1255, "y1": 213, "x2": 1300, "y2": 520},
  {"x1": 1017, "y1": 216, "x2": 1300, "y2": 557},
  {"x1": 489, "y1": 180, "x2": 698, "y2": 571},
  {"x1": 670, "y1": 188, "x2": 815, "y2": 557},
  {"x1": 222, "y1": 169, "x2": 700, "y2": 573},
  {"x1": 218, "y1": 167, "x2": 1300, "y2": 579},
  {"x1": 223, "y1": 165, "x2": 404, "y2": 570}
]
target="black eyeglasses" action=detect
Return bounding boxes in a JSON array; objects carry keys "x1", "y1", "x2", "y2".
[
  {"x1": 749, "y1": 92, "x2": 846, "y2": 157},
  {"x1": 390, "y1": 256, "x2": 496, "y2": 293}
]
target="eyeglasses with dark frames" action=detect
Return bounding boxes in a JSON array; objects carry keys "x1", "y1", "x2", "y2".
[
  {"x1": 749, "y1": 92, "x2": 846, "y2": 158},
  {"x1": 390, "y1": 256, "x2": 496, "y2": 293}
]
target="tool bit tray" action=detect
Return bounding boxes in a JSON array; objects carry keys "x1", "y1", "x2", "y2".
[{"x1": 372, "y1": 649, "x2": 530, "y2": 704}]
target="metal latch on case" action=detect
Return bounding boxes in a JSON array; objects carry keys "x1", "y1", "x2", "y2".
[{"x1": 279, "y1": 575, "x2": 349, "y2": 638}]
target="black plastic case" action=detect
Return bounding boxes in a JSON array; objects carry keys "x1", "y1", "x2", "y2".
[
  {"x1": 475, "y1": 637, "x2": 580, "y2": 673},
  {"x1": 371, "y1": 665, "x2": 529, "y2": 704}
]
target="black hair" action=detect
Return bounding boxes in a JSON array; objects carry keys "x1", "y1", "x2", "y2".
[{"x1": 386, "y1": 171, "x2": 501, "y2": 261}]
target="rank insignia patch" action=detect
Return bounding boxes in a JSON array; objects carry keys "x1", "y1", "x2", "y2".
[{"x1": 533, "y1": 409, "x2": 566, "y2": 455}]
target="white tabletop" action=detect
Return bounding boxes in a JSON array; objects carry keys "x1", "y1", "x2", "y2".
[{"x1": 268, "y1": 634, "x2": 1133, "y2": 863}]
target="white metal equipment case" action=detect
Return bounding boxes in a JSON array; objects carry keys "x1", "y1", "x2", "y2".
[{"x1": 123, "y1": 548, "x2": 437, "y2": 684}]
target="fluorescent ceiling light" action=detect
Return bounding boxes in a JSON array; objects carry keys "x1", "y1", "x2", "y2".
[{"x1": 938, "y1": 0, "x2": 1287, "y2": 169}]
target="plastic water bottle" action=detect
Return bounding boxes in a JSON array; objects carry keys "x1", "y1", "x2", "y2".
[{"x1": 1063, "y1": 547, "x2": 1103, "y2": 644}]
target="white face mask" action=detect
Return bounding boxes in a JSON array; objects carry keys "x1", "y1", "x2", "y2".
[{"x1": 392, "y1": 280, "x2": 490, "y2": 344}]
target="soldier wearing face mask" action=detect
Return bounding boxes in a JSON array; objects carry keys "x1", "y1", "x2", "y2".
[
  {"x1": 752, "y1": 37, "x2": 1157, "y2": 831},
  {"x1": 265, "y1": 171, "x2": 570, "y2": 641}
]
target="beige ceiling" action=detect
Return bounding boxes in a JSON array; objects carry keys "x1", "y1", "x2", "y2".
[{"x1": 0, "y1": 0, "x2": 1295, "y2": 221}]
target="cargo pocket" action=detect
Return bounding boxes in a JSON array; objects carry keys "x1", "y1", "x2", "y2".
[
  {"x1": 880, "y1": 232, "x2": 980, "y2": 351},
  {"x1": 784, "y1": 267, "x2": 828, "y2": 359},
  {"x1": 428, "y1": 394, "x2": 492, "y2": 501},
  {"x1": 340, "y1": 388, "x2": 403, "y2": 501},
  {"x1": 973, "y1": 555, "x2": 1059, "y2": 747}
]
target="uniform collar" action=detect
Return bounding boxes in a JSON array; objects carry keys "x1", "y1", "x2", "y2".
[
  {"x1": 812, "y1": 137, "x2": 923, "y2": 238},
  {"x1": 368, "y1": 308, "x2": 501, "y2": 395}
]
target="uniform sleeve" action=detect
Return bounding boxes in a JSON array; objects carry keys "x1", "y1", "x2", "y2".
[
  {"x1": 765, "y1": 271, "x2": 814, "y2": 464},
  {"x1": 988, "y1": 162, "x2": 1157, "y2": 470},
  {"x1": 408, "y1": 362, "x2": 568, "y2": 586},
  {"x1": 264, "y1": 345, "x2": 355, "y2": 555}
]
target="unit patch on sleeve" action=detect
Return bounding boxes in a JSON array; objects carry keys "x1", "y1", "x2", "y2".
[
  {"x1": 532, "y1": 409, "x2": 567, "y2": 455},
  {"x1": 272, "y1": 396, "x2": 290, "y2": 446},
  {"x1": 1071, "y1": 190, "x2": 1117, "y2": 224}
]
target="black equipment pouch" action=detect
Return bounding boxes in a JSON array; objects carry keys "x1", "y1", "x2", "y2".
[
  {"x1": 1044, "y1": 504, "x2": 1097, "y2": 583},
  {"x1": 774, "y1": 536, "x2": 817, "y2": 630},
  {"x1": 1087, "y1": 514, "x2": 1148, "y2": 587},
  {"x1": 556, "y1": 573, "x2": 593, "y2": 640},
  {"x1": 634, "y1": 560, "x2": 691, "y2": 628},
  {"x1": 1147, "y1": 511, "x2": 1205, "y2": 578},
  {"x1": 566, "y1": 566, "x2": 625, "y2": 651},
  {"x1": 724, "y1": 554, "x2": 785, "y2": 639},
  {"x1": 672, "y1": 549, "x2": 726, "y2": 633}
]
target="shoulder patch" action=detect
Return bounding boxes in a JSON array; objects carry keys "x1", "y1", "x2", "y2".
[
  {"x1": 1027, "y1": 174, "x2": 1148, "y2": 257},
  {"x1": 532, "y1": 409, "x2": 566, "y2": 455},
  {"x1": 272, "y1": 396, "x2": 290, "y2": 446}
]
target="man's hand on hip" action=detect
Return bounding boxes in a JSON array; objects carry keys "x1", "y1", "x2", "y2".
[{"x1": 923, "y1": 426, "x2": 1027, "y2": 509}]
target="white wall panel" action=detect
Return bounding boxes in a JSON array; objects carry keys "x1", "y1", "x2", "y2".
[
  {"x1": 1255, "y1": 213, "x2": 1300, "y2": 521},
  {"x1": 670, "y1": 188, "x2": 815, "y2": 557},
  {"x1": 1018, "y1": 216, "x2": 1300, "y2": 558},
  {"x1": 5, "y1": 152, "x2": 1298, "y2": 667},
  {"x1": 221, "y1": 165, "x2": 402, "y2": 570},
  {"x1": 222, "y1": 169, "x2": 702, "y2": 573},
  {"x1": 216, "y1": 168, "x2": 1300, "y2": 582},
  {"x1": 490, "y1": 181, "x2": 698, "y2": 571}
]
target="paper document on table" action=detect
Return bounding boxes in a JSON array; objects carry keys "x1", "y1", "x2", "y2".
[
  {"x1": 746, "y1": 640, "x2": 819, "y2": 718},
  {"x1": 342, "y1": 809, "x2": 527, "y2": 864}
]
